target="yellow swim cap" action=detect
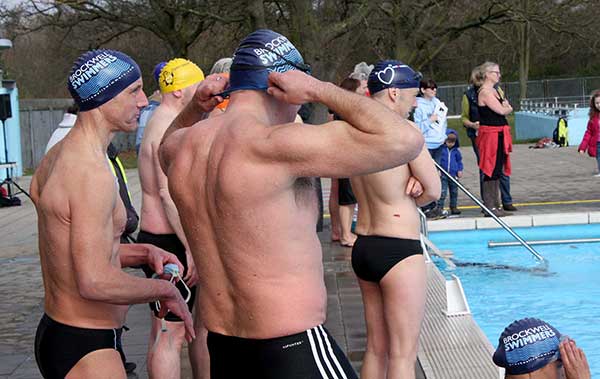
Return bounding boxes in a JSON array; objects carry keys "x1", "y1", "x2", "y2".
[{"x1": 159, "y1": 58, "x2": 205, "y2": 94}]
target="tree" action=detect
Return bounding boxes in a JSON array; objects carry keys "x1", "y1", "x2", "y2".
[{"x1": 5, "y1": 0, "x2": 246, "y2": 57}]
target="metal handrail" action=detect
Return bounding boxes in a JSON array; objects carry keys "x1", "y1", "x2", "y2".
[{"x1": 433, "y1": 161, "x2": 547, "y2": 266}]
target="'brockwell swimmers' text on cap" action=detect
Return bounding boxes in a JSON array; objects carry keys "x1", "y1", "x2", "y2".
[
  {"x1": 493, "y1": 318, "x2": 562, "y2": 375},
  {"x1": 223, "y1": 29, "x2": 310, "y2": 97},
  {"x1": 159, "y1": 58, "x2": 205, "y2": 94},
  {"x1": 68, "y1": 49, "x2": 141, "y2": 112},
  {"x1": 367, "y1": 60, "x2": 422, "y2": 95}
]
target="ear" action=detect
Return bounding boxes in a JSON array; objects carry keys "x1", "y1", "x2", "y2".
[
  {"x1": 387, "y1": 87, "x2": 397, "y2": 102},
  {"x1": 172, "y1": 90, "x2": 183, "y2": 99}
]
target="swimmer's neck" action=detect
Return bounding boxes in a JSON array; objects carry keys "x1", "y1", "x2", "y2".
[
  {"x1": 228, "y1": 90, "x2": 296, "y2": 126},
  {"x1": 159, "y1": 94, "x2": 188, "y2": 113},
  {"x1": 71, "y1": 112, "x2": 116, "y2": 153}
]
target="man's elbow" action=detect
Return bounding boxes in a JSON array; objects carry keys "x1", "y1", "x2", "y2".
[
  {"x1": 399, "y1": 129, "x2": 424, "y2": 163},
  {"x1": 77, "y1": 276, "x2": 108, "y2": 302}
]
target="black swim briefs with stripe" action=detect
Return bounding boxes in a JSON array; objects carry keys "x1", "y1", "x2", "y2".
[{"x1": 207, "y1": 325, "x2": 358, "y2": 379}]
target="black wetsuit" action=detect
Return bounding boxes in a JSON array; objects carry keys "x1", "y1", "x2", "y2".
[
  {"x1": 35, "y1": 314, "x2": 125, "y2": 379},
  {"x1": 208, "y1": 325, "x2": 358, "y2": 379},
  {"x1": 352, "y1": 235, "x2": 422, "y2": 282}
]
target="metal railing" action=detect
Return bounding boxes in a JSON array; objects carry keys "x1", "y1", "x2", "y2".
[{"x1": 434, "y1": 162, "x2": 547, "y2": 267}]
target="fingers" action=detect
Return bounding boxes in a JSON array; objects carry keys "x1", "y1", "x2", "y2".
[
  {"x1": 157, "y1": 305, "x2": 168, "y2": 319},
  {"x1": 560, "y1": 338, "x2": 575, "y2": 368},
  {"x1": 405, "y1": 178, "x2": 416, "y2": 195},
  {"x1": 266, "y1": 86, "x2": 286, "y2": 102}
]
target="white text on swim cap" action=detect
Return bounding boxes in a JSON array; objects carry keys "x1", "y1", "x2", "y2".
[
  {"x1": 253, "y1": 36, "x2": 295, "y2": 65},
  {"x1": 69, "y1": 53, "x2": 118, "y2": 89},
  {"x1": 502, "y1": 325, "x2": 556, "y2": 352}
]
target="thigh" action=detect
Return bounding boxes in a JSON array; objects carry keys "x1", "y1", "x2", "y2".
[
  {"x1": 379, "y1": 255, "x2": 427, "y2": 353},
  {"x1": 67, "y1": 349, "x2": 126, "y2": 379},
  {"x1": 357, "y1": 278, "x2": 388, "y2": 348}
]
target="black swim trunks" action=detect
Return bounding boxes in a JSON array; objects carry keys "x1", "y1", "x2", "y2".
[
  {"x1": 208, "y1": 325, "x2": 358, "y2": 379},
  {"x1": 34, "y1": 314, "x2": 124, "y2": 379},
  {"x1": 138, "y1": 230, "x2": 197, "y2": 321},
  {"x1": 352, "y1": 235, "x2": 422, "y2": 282},
  {"x1": 338, "y1": 178, "x2": 357, "y2": 206}
]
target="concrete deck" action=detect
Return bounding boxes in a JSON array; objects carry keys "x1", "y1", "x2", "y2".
[{"x1": 1, "y1": 144, "x2": 598, "y2": 378}]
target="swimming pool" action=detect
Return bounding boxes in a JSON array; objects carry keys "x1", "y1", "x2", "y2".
[{"x1": 429, "y1": 223, "x2": 600, "y2": 376}]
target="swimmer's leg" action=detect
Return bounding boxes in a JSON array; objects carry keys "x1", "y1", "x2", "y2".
[
  {"x1": 357, "y1": 278, "x2": 389, "y2": 379},
  {"x1": 147, "y1": 316, "x2": 186, "y2": 379},
  {"x1": 189, "y1": 294, "x2": 210, "y2": 379},
  {"x1": 380, "y1": 254, "x2": 426, "y2": 379},
  {"x1": 67, "y1": 349, "x2": 126, "y2": 379}
]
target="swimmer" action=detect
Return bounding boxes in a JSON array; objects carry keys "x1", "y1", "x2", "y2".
[
  {"x1": 350, "y1": 60, "x2": 441, "y2": 379},
  {"x1": 159, "y1": 29, "x2": 424, "y2": 378},
  {"x1": 493, "y1": 318, "x2": 590, "y2": 379},
  {"x1": 31, "y1": 49, "x2": 194, "y2": 379},
  {"x1": 137, "y1": 58, "x2": 208, "y2": 379}
]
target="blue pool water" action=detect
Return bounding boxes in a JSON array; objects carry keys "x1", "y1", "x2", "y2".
[{"x1": 429, "y1": 223, "x2": 600, "y2": 376}]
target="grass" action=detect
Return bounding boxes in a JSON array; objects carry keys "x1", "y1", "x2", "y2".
[{"x1": 117, "y1": 149, "x2": 138, "y2": 169}]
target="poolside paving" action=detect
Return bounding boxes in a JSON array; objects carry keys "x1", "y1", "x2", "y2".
[{"x1": 1, "y1": 144, "x2": 597, "y2": 378}]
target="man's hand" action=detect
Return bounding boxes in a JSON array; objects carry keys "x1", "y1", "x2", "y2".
[
  {"x1": 158, "y1": 288, "x2": 196, "y2": 342},
  {"x1": 472, "y1": 121, "x2": 480, "y2": 130},
  {"x1": 266, "y1": 70, "x2": 323, "y2": 105},
  {"x1": 192, "y1": 74, "x2": 229, "y2": 113},
  {"x1": 560, "y1": 338, "x2": 591, "y2": 379},
  {"x1": 429, "y1": 113, "x2": 439, "y2": 123},
  {"x1": 183, "y1": 250, "x2": 199, "y2": 287},
  {"x1": 147, "y1": 245, "x2": 184, "y2": 279},
  {"x1": 405, "y1": 176, "x2": 424, "y2": 198},
  {"x1": 579, "y1": 150, "x2": 585, "y2": 155},
  {"x1": 457, "y1": 171, "x2": 463, "y2": 178}
]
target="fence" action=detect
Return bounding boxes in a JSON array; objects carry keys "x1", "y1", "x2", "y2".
[
  {"x1": 19, "y1": 99, "x2": 136, "y2": 170},
  {"x1": 437, "y1": 76, "x2": 600, "y2": 115}
]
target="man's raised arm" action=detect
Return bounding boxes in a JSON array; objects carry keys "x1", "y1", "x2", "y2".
[
  {"x1": 255, "y1": 71, "x2": 424, "y2": 178},
  {"x1": 160, "y1": 74, "x2": 229, "y2": 147}
]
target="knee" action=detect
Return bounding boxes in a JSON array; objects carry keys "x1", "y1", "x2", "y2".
[{"x1": 366, "y1": 334, "x2": 389, "y2": 357}]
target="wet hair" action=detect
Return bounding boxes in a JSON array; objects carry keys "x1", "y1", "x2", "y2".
[
  {"x1": 339, "y1": 77, "x2": 361, "y2": 93},
  {"x1": 589, "y1": 90, "x2": 600, "y2": 118},
  {"x1": 420, "y1": 79, "x2": 437, "y2": 90}
]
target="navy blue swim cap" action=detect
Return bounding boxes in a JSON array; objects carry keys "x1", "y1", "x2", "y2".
[
  {"x1": 367, "y1": 60, "x2": 422, "y2": 95},
  {"x1": 225, "y1": 29, "x2": 310, "y2": 96},
  {"x1": 68, "y1": 49, "x2": 141, "y2": 112},
  {"x1": 493, "y1": 318, "x2": 562, "y2": 375}
]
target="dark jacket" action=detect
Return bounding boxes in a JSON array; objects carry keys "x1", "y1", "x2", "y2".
[{"x1": 439, "y1": 129, "x2": 464, "y2": 177}]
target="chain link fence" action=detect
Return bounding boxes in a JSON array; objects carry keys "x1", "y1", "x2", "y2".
[{"x1": 437, "y1": 76, "x2": 600, "y2": 115}]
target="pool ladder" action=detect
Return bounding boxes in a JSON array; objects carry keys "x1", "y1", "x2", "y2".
[{"x1": 430, "y1": 162, "x2": 548, "y2": 267}]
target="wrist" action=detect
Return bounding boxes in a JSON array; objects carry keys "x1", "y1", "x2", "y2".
[{"x1": 313, "y1": 81, "x2": 333, "y2": 104}]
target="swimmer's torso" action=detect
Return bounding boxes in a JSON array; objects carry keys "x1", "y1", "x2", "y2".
[
  {"x1": 31, "y1": 130, "x2": 128, "y2": 328},
  {"x1": 139, "y1": 107, "x2": 177, "y2": 234},
  {"x1": 166, "y1": 113, "x2": 326, "y2": 339},
  {"x1": 351, "y1": 164, "x2": 421, "y2": 239}
]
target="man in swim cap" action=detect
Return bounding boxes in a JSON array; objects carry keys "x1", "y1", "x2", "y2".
[
  {"x1": 349, "y1": 59, "x2": 440, "y2": 379},
  {"x1": 493, "y1": 318, "x2": 590, "y2": 379},
  {"x1": 31, "y1": 49, "x2": 195, "y2": 379},
  {"x1": 137, "y1": 57, "x2": 207, "y2": 378},
  {"x1": 158, "y1": 29, "x2": 424, "y2": 378}
]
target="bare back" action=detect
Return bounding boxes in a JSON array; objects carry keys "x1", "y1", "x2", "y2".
[
  {"x1": 31, "y1": 130, "x2": 128, "y2": 328},
  {"x1": 138, "y1": 106, "x2": 177, "y2": 233},
  {"x1": 351, "y1": 164, "x2": 421, "y2": 239},
  {"x1": 163, "y1": 113, "x2": 326, "y2": 338}
]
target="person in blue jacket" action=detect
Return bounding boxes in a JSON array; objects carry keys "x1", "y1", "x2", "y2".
[{"x1": 438, "y1": 129, "x2": 463, "y2": 215}]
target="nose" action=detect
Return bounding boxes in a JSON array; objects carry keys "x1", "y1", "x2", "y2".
[{"x1": 138, "y1": 91, "x2": 149, "y2": 108}]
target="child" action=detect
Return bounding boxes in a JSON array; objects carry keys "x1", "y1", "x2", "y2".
[
  {"x1": 578, "y1": 90, "x2": 600, "y2": 176},
  {"x1": 438, "y1": 129, "x2": 463, "y2": 215}
]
